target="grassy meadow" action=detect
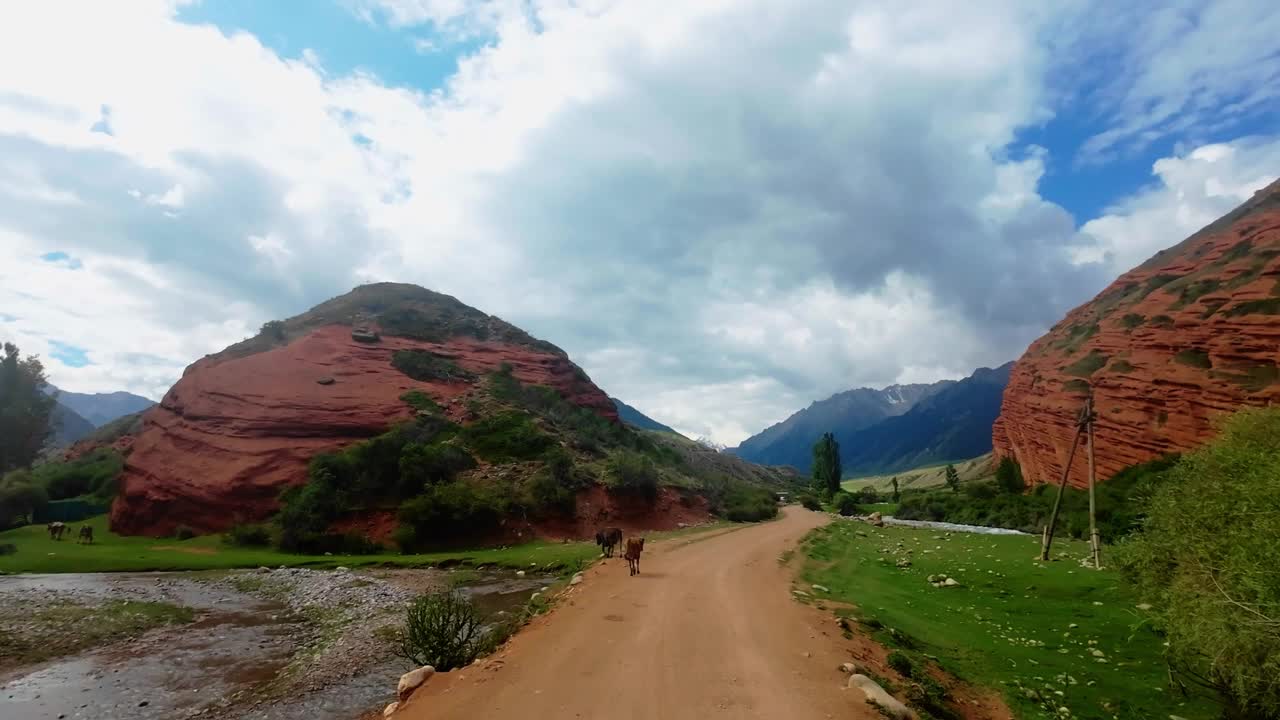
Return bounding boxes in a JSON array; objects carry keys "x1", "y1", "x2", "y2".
[
  {"x1": 0, "y1": 515, "x2": 734, "y2": 575},
  {"x1": 801, "y1": 520, "x2": 1218, "y2": 720},
  {"x1": 842, "y1": 453, "x2": 994, "y2": 493},
  {"x1": 0, "y1": 515, "x2": 602, "y2": 575}
]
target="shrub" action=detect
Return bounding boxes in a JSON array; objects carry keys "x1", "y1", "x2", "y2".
[
  {"x1": 605, "y1": 451, "x2": 659, "y2": 503},
  {"x1": 399, "y1": 442, "x2": 477, "y2": 492},
  {"x1": 994, "y1": 457, "x2": 1024, "y2": 494},
  {"x1": 460, "y1": 411, "x2": 553, "y2": 462},
  {"x1": 0, "y1": 543, "x2": 15, "y2": 555},
  {"x1": 224, "y1": 523, "x2": 273, "y2": 547},
  {"x1": 260, "y1": 320, "x2": 286, "y2": 340},
  {"x1": 1116, "y1": 408, "x2": 1280, "y2": 717},
  {"x1": 832, "y1": 491, "x2": 859, "y2": 516},
  {"x1": 887, "y1": 650, "x2": 914, "y2": 677},
  {"x1": 395, "y1": 591, "x2": 488, "y2": 671},
  {"x1": 1064, "y1": 350, "x2": 1109, "y2": 378},
  {"x1": 173, "y1": 525, "x2": 196, "y2": 540},
  {"x1": 391, "y1": 350, "x2": 473, "y2": 382},
  {"x1": 279, "y1": 529, "x2": 382, "y2": 555},
  {"x1": 400, "y1": 390, "x2": 442, "y2": 414},
  {"x1": 1174, "y1": 349, "x2": 1212, "y2": 369},
  {"x1": 0, "y1": 472, "x2": 48, "y2": 529},
  {"x1": 722, "y1": 486, "x2": 779, "y2": 522},
  {"x1": 30, "y1": 448, "x2": 124, "y2": 502},
  {"x1": 396, "y1": 480, "x2": 506, "y2": 550},
  {"x1": 856, "y1": 486, "x2": 880, "y2": 504},
  {"x1": 798, "y1": 493, "x2": 822, "y2": 511}
]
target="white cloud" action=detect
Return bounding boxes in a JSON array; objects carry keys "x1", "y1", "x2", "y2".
[
  {"x1": 0, "y1": 0, "x2": 1274, "y2": 443},
  {"x1": 1078, "y1": 136, "x2": 1280, "y2": 272}
]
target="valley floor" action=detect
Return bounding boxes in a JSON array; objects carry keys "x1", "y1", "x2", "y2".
[{"x1": 397, "y1": 507, "x2": 1009, "y2": 720}]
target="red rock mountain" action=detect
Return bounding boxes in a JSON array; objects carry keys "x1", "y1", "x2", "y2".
[
  {"x1": 110, "y1": 283, "x2": 616, "y2": 535},
  {"x1": 993, "y1": 179, "x2": 1280, "y2": 488}
]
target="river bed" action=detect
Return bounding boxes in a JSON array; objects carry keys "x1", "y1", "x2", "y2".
[{"x1": 0, "y1": 567, "x2": 552, "y2": 720}]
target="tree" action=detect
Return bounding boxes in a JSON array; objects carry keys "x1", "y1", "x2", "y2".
[
  {"x1": 995, "y1": 457, "x2": 1025, "y2": 494},
  {"x1": 811, "y1": 432, "x2": 842, "y2": 499},
  {"x1": 944, "y1": 464, "x2": 960, "y2": 493},
  {"x1": 1116, "y1": 408, "x2": 1280, "y2": 718},
  {"x1": 891, "y1": 476, "x2": 900, "y2": 502},
  {"x1": 0, "y1": 342, "x2": 58, "y2": 474},
  {"x1": 0, "y1": 470, "x2": 49, "y2": 529}
]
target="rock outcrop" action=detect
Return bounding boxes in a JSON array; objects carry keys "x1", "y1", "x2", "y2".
[
  {"x1": 994, "y1": 179, "x2": 1280, "y2": 487},
  {"x1": 110, "y1": 284, "x2": 616, "y2": 535}
]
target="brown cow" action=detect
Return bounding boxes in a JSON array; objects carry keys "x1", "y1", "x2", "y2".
[
  {"x1": 78, "y1": 525, "x2": 94, "y2": 544},
  {"x1": 624, "y1": 537, "x2": 645, "y2": 576}
]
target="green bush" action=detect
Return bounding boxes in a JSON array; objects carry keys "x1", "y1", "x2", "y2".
[
  {"x1": 0, "y1": 471, "x2": 48, "y2": 529},
  {"x1": 30, "y1": 448, "x2": 124, "y2": 502},
  {"x1": 279, "y1": 529, "x2": 383, "y2": 555},
  {"x1": 0, "y1": 543, "x2": 16, "y2": 555},
  {"x1": 391, "y1": 350, "x2": 473, "y2": 382},
  {"x1": 798, "y1": 493, "x2": 822, "y2": 511},
  {"x1": 722, "y1": 486, "x2": 779, "y2": 522},
  {"x1": 1117, "y1": 408, "x2": 1280, "y2": 717},
  {"x1": 260, "y1": 320, "x2": 286, "y2": 340},
  {"x1": 460, "y1": 411, "x2": 553, "y2": 462},
  {"x1": 395, "y1": 480, "x2": 507, "y2": 550},
  {"x1": 605, "y1": 451, "x2": 659, "y2": 502},
  {"x1": 395, "y1": 591, "x2": 489, "y2": 671},
  {"x1": 224, "y1": 523, "x2": 273, "y2": 547},
  {"x1": 994, "y1": 457, "x2": 1024, "y2": 494},
  {"x1": 399, "y1": 442, "x2": 477, "y2": 492},
  {"x1": 400, "y1": 390, "x2": 442, "y2": 414},
  {"x1": 832, "y1": 491, "x2": 859, "y2": 516},
  {"x1": 887, "y1": 650, "x2": 914, "y2": 677}
]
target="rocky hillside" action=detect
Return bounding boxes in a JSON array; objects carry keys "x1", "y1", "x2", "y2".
[
  {"x1": 839, "y1": 363, "x2": 1013, "y2": 475},
  {"x1": 994, "y1": 178, "x2": 1280, "y2": 488},
  {"x1": 729, "y1": 381, "x2": 952, "y2": 471},
  {"x1": 110, "y1": 283, "x2": 618, "y2": 535}
]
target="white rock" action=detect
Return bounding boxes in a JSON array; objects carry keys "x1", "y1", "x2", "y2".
[
  {"x1": 570, "y1": 576, "x2": 583, "y2": 586},
  {"x1": 1136, "y1": 603, "x2": 1153, "y2": 611},
  {"x1": 839, "y1": 662, "x2": 856, "y2": 674},
  {"x1": 847, "y1": 674, "x2": 916, "y2": 719},
  {"x1": 943, "y1": 578, "x2": 960, "y2": 587},
  {"x1": 383, "y1": 701, "x2": 399, "y2": 717},
  {"x1": 335, "y1": 566, "x2": 350, "y2": 572},
  {"x1": 397, "y1": 666, "x2": 435, "y2": 701},
  {"x1": 516, "y1": 570, "x2": 526, "y2": 577},
  {"x1": 811, "y1": 584, "x2": 829, "y2": 593},
  {"x1": 1090, "y1": 649, "x2": 1105, "y2": 657}
]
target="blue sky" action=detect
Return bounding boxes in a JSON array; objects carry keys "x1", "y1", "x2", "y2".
[{"x1": 0, "y1": 0, "x2": 1277, "y2": 442}]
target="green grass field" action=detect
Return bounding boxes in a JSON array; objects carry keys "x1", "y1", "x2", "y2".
[
  {"x1": 0, "y1": 515, "x2": 603, "y2": 574},
  {"x1": 0, "y1": 516, "x2": 733, "y2": 575},
  {"x1": 802, "y1": 521, "x2": 1218, "y2": 720}
]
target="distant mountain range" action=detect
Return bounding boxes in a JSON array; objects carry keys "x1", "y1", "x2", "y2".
[
  {"x1": 51, "y1": 387, "x2": 156, "y2": 428},
  {"x1": 43, "y1": 385, "x2": 156, "y2": 447},
  {"x1": 729, "y1": 363, "x2": 1013, "y2": 475},
  {"x1": 728, "y1": 381, "x2": 952, "y2": 470},
  {"x1": 612, "y1": 398, "x2": 682, "y2": 436}
]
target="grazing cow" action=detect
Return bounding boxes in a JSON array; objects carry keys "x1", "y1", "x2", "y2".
[
  {"x1": 624, "y1": 537, "x2": 645, "y2": 576},
  {"x1": 46, "y1": 522, "x2": 66, "y2": 541},
  {"x1": 596, "y1": 527, "x2": 623, "y2": 558},
  {"x1": 78, "y1": 525, "x2": 94, "y2": 544}
]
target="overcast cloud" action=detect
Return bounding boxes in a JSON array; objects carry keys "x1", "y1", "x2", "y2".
[{"x1": 1, "y1": 0, "x2": 1277, "y2": 443}]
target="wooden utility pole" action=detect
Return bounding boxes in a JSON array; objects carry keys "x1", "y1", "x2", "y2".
[
  {"x1": 1039, "y1": 401, "x2": 1089, "y2": 562},
  {"x1": 1086, "y1": 396, "x2": 1101, "y2": 569}
]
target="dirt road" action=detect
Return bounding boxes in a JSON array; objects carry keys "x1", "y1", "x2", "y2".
[{"x1": 402, "y1": 507, "x2": 881, "y2": 720}]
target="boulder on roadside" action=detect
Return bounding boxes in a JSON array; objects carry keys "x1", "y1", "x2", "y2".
[
  {"x1": 867, "y1": 512, "x2": 885, "y2": 527},
  {"x1": 847, "y1": 674, "x2": 916, "y2": 719},
  {"x1": 383, "y1": 701, "x2": 399, "y2": 717},
  {"x1": 570, "y1": 574, "x2": 584, "y2": 586},
  {"x1": 397, "y1": 666, "x2": 435, "y2": 701}
]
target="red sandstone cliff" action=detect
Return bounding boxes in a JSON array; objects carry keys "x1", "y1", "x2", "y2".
[
  {"x1": 993, "y1": 179, "x2": 1280, "y2": 488},
  {"x1": 109, "y1": 284, "x2": 616, "y2": 535}
]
